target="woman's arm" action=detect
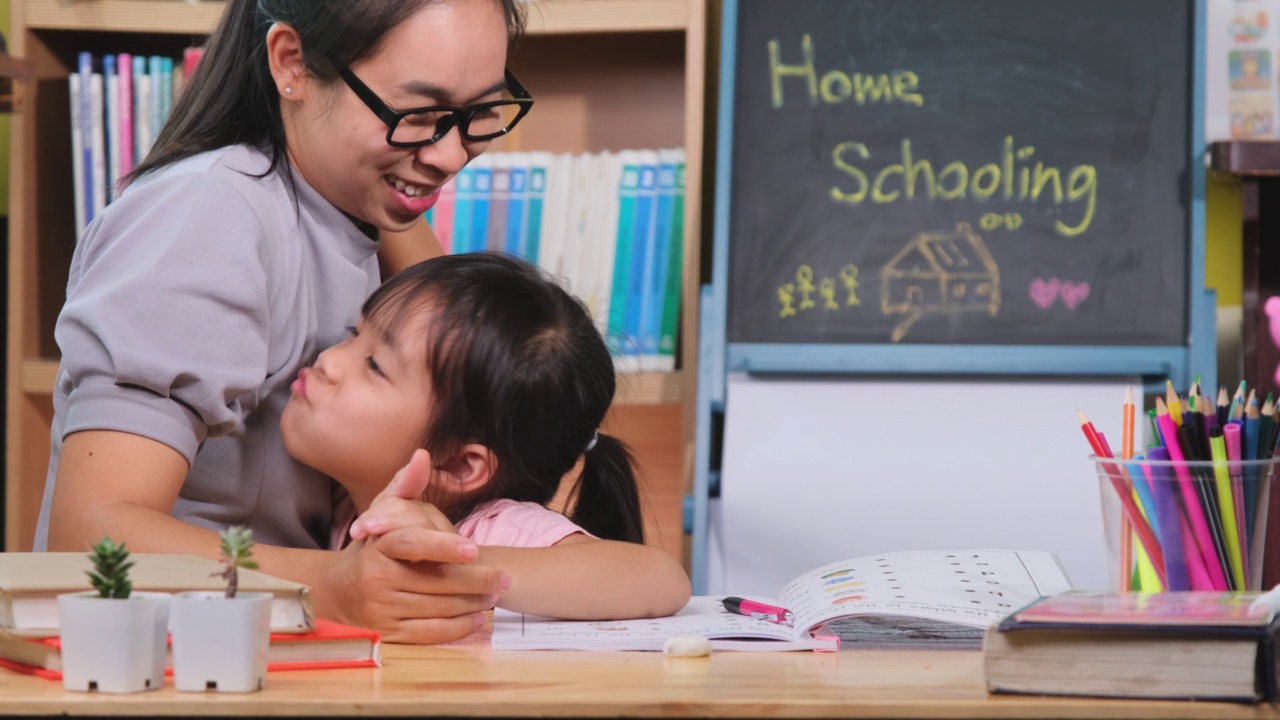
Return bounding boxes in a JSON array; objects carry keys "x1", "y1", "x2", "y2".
[
  {"x1": 49, "y1": 430, "x2": 503, "y2": 644},
  {"x1": 477, "y1": 535, "x2": 692, "y2": 619},
  {"x1": 379, "y1": 218, "x2": 444, "y2": 278}
]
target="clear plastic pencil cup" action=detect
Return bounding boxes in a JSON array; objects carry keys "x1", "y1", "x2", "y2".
[{"x1": 1094, "y1": 454, "x2": 1280, "y2": 593}]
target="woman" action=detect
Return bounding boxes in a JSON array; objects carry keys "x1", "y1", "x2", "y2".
[{"x1": 38, "y1": 0, "x2": 532, "y2": 644}]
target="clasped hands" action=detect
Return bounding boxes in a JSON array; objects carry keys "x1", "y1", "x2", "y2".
[{"x1": 326, "y1": 449, "x2": 509, "y2": 645}]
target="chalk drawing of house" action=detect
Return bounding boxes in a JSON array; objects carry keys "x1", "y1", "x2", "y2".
[{"x1": 879, "y1": 222, "x2": 1000, "y2": 342}]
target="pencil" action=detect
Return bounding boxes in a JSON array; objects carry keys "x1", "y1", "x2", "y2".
[
  {"x1": 1079, "y1": 411, "x2": 1167, "y2": 587},
  {"x1": 1147, "y1": 445, "x2": 1191, "y2": 590},
  {"x1": 1224, "y1": 421, "x2": 1250, "y2": 588},
  {"x1": 1167, "y1": 380, "x2": 1183, "y2": 426},
  {"x1": 1218, "y1": 385, "x2": 1231, "y2": 428},
  {"x1": 1178, "y1": 420, "x2": 1233, "y2": 589},
  {"x1": 1230, "y1": 381, "x2": 1246, "y2": 421},
  {"x1": 1155, "y1": 398, "x2": 1228, "y2": 590},
  {"x1": 1122, "y1": 386, "x2": 1135, "y2": 461},
  {"x1": 1210, "y1": 428, "x2": 1245, "y2": 589}
]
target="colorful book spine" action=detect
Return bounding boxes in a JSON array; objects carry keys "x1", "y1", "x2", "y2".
[
  {"x1": 148, "y1": 56, "x2": 163, "y2": 150},
  {"x1": 589, "y1": 152, "x2": 623, "y2": 335},
  {"x1": 160, "y1": 56, "x2": 174, "y2": 130},
  {"x1": 523, "y1": 153, "x2": 549, "y2": 264},
  {"x1": 103, "y1": 55, "x2": 119, "y2": 204},
  {"x1": 486, "y1": 154, "x2": 510, "y2": 252},
  {"x1": 451, "y1": 166, "x2": 475, "y2": 254},
  {"x1": 117, "y1": 53, "x2": 134, "y2": 181},
  {"x1": 183, "y1": 47, "x2": 205, "y2": 79},
  {"x1": 133, "y1": 55, "x2": 151, "y2": 163},
  {"x1": 431, "y1": 178, "x2": 456, "y2": 254},
  {"x1": 89, "y1": 70, "x2": 107, "y2": 217},
  {"x1": 77, "y1": 52, "x2": 94, "y2": 227},
  {"x1": 657, "y1": 157, "x2": 687, "y2": 370},
  {"x1": 641, "y1": 149, "x2": 680, "y2": 370},
  {"x1": 536, "y1": 153, "x2": 569, "y2": 278},
  {"x1": 505, "y1": 161, "x2": 528, "y2": 256},
  {"x1": 623, "y1": 152, "x2": 659, "y2": 359},
  {"x1": 68, "y1": 73, "x2": 85, "y2": 240},
  {"x1": 470, "y1": 157, "x2": 493, "y2": 254},
  {"x1": 605, "y1": 152, "x2": 640, "y2": 356}
]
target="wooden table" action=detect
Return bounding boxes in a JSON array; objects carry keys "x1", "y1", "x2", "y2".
[{"x1": 0, "y1": 639, "x2": 1275, "y2": 718}]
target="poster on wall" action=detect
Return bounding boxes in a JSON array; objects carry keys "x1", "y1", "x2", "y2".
[{"x1": 1207, "y1": 0, "x2": 1279, "y2": 139}]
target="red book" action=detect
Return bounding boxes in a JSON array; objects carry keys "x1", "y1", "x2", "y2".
[
  {"x1": 0, "y1": 619, "x2": 380, "y2": 679},
  {"x1": 183, "y1": 47, "x2": 205, "y2": 78}
]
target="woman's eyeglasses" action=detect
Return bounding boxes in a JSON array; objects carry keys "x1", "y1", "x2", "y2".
[{"x1": 335, "y1": 65, "x2": 534, "y2": 148}]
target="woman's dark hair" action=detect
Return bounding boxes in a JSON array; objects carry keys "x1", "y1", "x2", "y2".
[
  {"x1": 364, "y1": 253, "x2": 645, "y2": 544},
  {"x1": 124, "y1": 0, "x2": 526, "y2": 185}
]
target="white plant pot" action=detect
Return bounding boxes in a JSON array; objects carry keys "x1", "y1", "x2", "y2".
[
  {"x1": 57, "y1": 591, "x2": 170, "y2": 693},
  {"x1": 170, "y1": 591, "x2": 271, "y2": 692}
]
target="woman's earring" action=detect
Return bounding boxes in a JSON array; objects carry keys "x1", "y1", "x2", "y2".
[{"x1": 284, "y1": 86, "x2": 294, "y2": 95}]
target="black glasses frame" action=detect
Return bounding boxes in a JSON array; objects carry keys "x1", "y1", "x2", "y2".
[{"x1": 336, "y1": 66, "x2": 534, "y2": 148}]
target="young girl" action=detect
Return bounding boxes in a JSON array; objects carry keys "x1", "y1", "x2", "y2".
[{"x1": 280, "y1": 253, "x2": 692, "y2": 619}]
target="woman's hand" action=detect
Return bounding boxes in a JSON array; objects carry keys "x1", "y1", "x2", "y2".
[{"x1": 318, "y1": 450, "x2": 509, "y2": 644}]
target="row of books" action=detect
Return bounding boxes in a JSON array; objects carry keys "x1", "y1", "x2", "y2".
[
  {"x1": 68, "y1": 48, "x2": 204, "y2": 239},
  {"x1": 426, "y1": 149, "x2": 687, "y2": 371}
]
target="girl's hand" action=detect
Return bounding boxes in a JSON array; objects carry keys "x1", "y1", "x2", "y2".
[
  {"x1": 318, "y1": 448, "x2": 509, "y2": 644},
  {"x1": 349, "y1": 449, "x2": 458, "y2": 540}
]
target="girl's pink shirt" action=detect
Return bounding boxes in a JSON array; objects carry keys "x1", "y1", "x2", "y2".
[{"x1": 330, "y1": 496, "x2": 590, "y2": 550}]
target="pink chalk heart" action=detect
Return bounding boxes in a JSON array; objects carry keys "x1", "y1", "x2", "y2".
[
  {"x1": 1029, "y1": 278, "x2": 1061, "y2": 309},
  {"x1": 1060, "y1": 281, "x2": 1091, "y2": 309}
]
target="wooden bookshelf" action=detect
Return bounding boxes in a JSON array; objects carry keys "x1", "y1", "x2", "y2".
[
  {"x1": 5, "y1": 0, "x2": 706, "y2": 554},
  {"x1": 23, "y1": 0, "x2": 688, "y2": 35},
  {"x1": 20, "y1": 358, "x2": 683, "y2": 405}
]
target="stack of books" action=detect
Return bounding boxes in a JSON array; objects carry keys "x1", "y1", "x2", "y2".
[
  {"x1": 984, "y1": 589, "x2": 1280, "y2": 703},
  {"x1": 0, "y1": 553, "x2": 380, "y2": 678}
]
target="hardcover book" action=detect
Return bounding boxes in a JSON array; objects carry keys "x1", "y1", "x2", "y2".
[
  {"x1": 0, "y1": 553, "x2": 313, "y2": 636},
  {"x1": 984, "y1": 590, "x2": 1280, "y2": 702}
]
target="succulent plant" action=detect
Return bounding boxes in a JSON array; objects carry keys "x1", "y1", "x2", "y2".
[
  {"x1": 218, "y1": 526, "x2": 260, "y2": 599},
  {"x1": 86, "y1": 537, "x2": 134, "y2": 599}
]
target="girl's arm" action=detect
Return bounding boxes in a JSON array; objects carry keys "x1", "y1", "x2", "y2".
[
  {"x1": 379, "y1": 218, "x2": 444, "y2": 278},
  {"x1": 477, "y1": 534, "x2": 692, "y2": 619}
]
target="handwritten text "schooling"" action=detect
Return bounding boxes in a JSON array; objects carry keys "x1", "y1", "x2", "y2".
[{"x1": 767, "y1": 35, "x2": 1099, "y2": 238}]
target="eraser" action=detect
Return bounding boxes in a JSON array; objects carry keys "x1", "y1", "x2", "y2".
[{"x1": 663, "y1": 635, "x2": 712, "y2": 658}]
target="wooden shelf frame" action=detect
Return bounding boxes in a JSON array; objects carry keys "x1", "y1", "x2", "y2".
[
  {"x1": 23, "y1": 0, "x2": 689, "y2": 35},
  {"x1": 20, "y1": 359, "x2": 683, "y2": 405}
]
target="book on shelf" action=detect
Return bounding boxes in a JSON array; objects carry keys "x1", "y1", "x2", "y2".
[
  {"x1": 492, "y1": 549, "x2": 1071, "y2": 652},
  {"x1": 439, "y1": 147, "x2": 686, "y2": 365},
  {"x1": 656, "y1": 155, "x2": 686, "y2": 369},
  {"x1": 0, "y1": 619, "x2": 380, "y2": 681},
  {"x1": 0, "y1": 553, "x2": 313, "y2": 636},
  {"x1": 983, "y1": 589, "x2": 1280, "y2": 703}
]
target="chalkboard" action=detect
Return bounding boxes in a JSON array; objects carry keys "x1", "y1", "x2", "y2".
[{"x1": 725, "y1": 0, "x2": 1193, "y2": 346}]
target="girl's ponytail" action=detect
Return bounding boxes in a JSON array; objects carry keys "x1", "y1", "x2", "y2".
[{"x1": 569, "y1": 433, "x2": 644, "y2": 544}]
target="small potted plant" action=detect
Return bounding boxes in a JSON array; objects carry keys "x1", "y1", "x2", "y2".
[
  {"x1": 170, "y1": 526, "x2": 272, "y2": 692},
  {"x1": 57, "y1": 538, "x2": 170, "y2": 693}
]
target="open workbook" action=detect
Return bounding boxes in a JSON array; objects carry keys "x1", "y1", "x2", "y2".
[{"x1": 493, "y1": 550, "x2": 1073, "y2": 651}]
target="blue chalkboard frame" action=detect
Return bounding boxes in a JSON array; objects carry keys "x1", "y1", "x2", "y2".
[{"x1": 686, "y1": 0, "x2": 1212, "y2": 593}]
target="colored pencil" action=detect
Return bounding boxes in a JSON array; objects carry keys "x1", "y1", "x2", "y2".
[
  {"x1": 1079, "y1": 411, "x2": 1166, "y2": 587},
  {"x1": 1155, "y1": 399, "x2": 1228, "y2": 590},
  {"x1": 1147, "y1": 446, "x2": 1190, "y2": 590}
]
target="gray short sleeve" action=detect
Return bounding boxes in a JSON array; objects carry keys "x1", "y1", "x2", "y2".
[{"x1": 57, "y1": 171, "x2": 273, "y2": 463}]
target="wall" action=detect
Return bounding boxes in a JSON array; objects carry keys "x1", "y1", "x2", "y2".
[{"x1": 1206, "y1": 171, "x2": 1243, "y2": 389}]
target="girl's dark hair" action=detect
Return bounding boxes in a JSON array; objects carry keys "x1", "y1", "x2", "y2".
[
  {"x1": 364, "y1": 253, "x2": 645, "y2": 544},
  {"x1": 125, "y1": 0, "x2": 525, "y2": 185}
]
